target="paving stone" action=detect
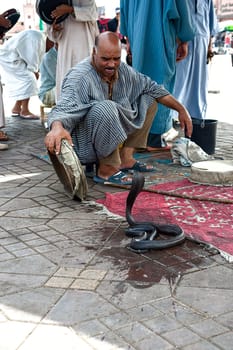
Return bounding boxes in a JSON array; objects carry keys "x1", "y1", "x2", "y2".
[
  {"x1": 0, "y1": 198, "x2": 39, "y2": 211},
  {"x1": 73, "y1": 319, "x2": 110, "y2": 337},
  {"x1": 135, "y1": 335, "x2": 173, "y2": 350},
  {"x1": 97, "y1": 280, "x2": 171, "y2": 309},
  {"x1": 70, "y1": 278, "x2": 100, "y2": 291},
  {"x1": 34, "y1": 244, "x2": 58, "y2": 253},
  {"x1": 212, "y1": 331, "x2": 233, "y2": 350},
  {"x1": 176, "y1": 286, "x2": 233, "y2": 317},
  {"x1": 0, "y1": 236, "x2": 19, "y2": 245},
  {"x1": 0, "y1": 287, "x2": 65, "y2": 322},
  {"x1": 0, "y1": 272, "x2": 48, "y2": 296},
  {"x1": 117, "y1": 321, "x2": 155, "y2": 344},
  {"x1": 13, "y1": 248, "x2": 37, "y2": 257},
  {"x1": 162, "y1": 326, "x2": 202, "y2": 347},
  {"x1": 0, "y1": 254, "x2": 57, "y2": 275},
  {"x1": 45, "y1": 276, "x2": 74, "y2": 288},
  {"x1": 84, "y1": 330, "x2": 134, "y2": 350},
  {"x1": 99, "y1": 311, "x2": 133, "y2": 330},
  {"x1": 0, "y1": 252, "x2": 14, "y2": 261},
  {"x1": 54, "y1": 267, "x2": 82, "y2": 277},
  {"x1": 182, "y1": 340, "x2": 221, "y2": 350},
  {"x1": 179, "y1": 265, "x2": 233, "y2": 289},
  {"x1": 189, "y1": 319, "x2": 229, "y2": 337},
  {"x1": 44, "y1": 290, "x2": 118, "y2": 325},
  {"x1": 0, "y1": 217, "x2": 47, "y2": 230},
  {"x1": 214, "y1": 311, "x2": 233, "y2": 330},
  {"x1": 125, "y1": 304, "x2": 162, "y2": 322},
  {"x1": 79, "y1": 269, "x2": 107, "y2": 280}
]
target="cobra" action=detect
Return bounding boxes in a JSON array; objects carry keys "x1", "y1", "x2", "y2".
[{"x1": 125, "y1": 172, "x2": 185, "y2": 253}]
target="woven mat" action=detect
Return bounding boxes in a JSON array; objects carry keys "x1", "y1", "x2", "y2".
[{"x1": 97, "y1": 178, "x2": 233, "y2": 262}]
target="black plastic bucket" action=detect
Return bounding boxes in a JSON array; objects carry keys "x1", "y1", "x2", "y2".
[{"x1": 189, "y1": 118, "x2": 218, "y2": 155}]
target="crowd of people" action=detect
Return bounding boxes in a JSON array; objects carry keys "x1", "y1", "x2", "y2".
[{"x1": 0, "y1": 1, "x2": 221, "y2": 187}]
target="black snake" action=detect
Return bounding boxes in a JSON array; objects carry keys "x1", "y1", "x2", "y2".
[{"x1": 125, "y1": 172, "x2": 185, "y2": 253}]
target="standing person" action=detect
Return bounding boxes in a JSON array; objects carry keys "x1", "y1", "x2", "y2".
[
  {"x1": 120, "y1": 0, "x2": 195, "y2": 150},
  {"x1": 38, "y1": 38, "x2": 58, "y2": 107},
  {"x1": 171, "y1": 0, "x2": 218, "y2": 121},
  {"x1": 0, "y1": 11, "x2": 13, "y2": 148},
  {"x1": 108, "y1": 7, "x2": 126, "y2": 44},
  {"x1": 230, "y1": 34, "x2": 233, "y2": 67},
  {"x1": 0, "y1": 29, "x2": 45, "y2": 120},
  {"x1": 45, "y1": 32, "x2": 192, "y2": 186},
  {"x1": 46, "y1": 0, "x2": 99, "y2": 100}
]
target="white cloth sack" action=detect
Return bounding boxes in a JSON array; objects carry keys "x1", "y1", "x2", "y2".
[{"x1": 171, "y1": 137, "x2": 212, "y2": 167}]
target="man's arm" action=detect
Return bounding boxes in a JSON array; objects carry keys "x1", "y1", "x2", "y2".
[{"x1": 157, "y1": 94, "x2": 193, "y2": 137}]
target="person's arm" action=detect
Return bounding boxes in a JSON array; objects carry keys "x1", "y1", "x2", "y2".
[
  {"x1": 0, "y1": 13, "x2": 11, "y2": 39},
  {"x1": 44, "y1": 121, "x2": 73, "y2": 155},
  {"x1": 50, "y1": 4, "x2": 73, "y2": 22},
  {"x1": 157, "y1": 94, "x2": 193, "y2": 137}
]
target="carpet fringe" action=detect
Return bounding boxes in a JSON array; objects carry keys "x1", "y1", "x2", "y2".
[
  {"x1": 82, "y1": 200, "x2": 125, "y2": 221},
  {"x1": 219, "y1": 250, "x2": 233, "y2": 263}
]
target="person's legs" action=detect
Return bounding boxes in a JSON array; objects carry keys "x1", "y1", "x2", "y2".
[
  {"x1": 21, "y1": 98, "x2": 33, "y2": 116},
  {"x1": 12, "y1": 100, "x2": 22, "y2": 115},
  {"x1": 0, "y1": 80, "x2": 8, "y2": 142},
  {"x1": 83, "y1": 101, "x2": 157, "y2": 183},
  {"x1": 12, "y1": 98, "x2": 39, "y2": 119},
  {"x1": 120, "y1": 101, "x2": 157, "y2": 168},
  {"x1": 0, "y1": 80, "x2": 5, "y2": 128}
]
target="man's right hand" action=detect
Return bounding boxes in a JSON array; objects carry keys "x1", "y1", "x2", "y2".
[
  {"x1": 44, "y1": 121, "x2": 73, "y2": 155},
  {"x1": 0, "y1": 13, "x2": 11, "y2": 28}
]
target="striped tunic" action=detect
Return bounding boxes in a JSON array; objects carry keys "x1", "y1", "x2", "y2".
[{"x1": 48, "y1": 58, "x2": 169, "y2": 164}]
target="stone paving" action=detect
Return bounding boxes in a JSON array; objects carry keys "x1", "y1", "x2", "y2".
[{"x1": 0, "y1": 105, "x2": 233, "y2": 350}]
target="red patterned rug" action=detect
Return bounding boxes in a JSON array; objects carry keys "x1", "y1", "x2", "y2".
[{"x1": 97, "y1": 179, "x2": 233, "y2": 262}]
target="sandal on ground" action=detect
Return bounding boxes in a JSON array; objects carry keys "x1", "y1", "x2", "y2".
[
  {"x1": 0, "y1": 130, "x2": 9, "y2": 141},
  {"x1": 93, "y1": 171, "x2": 132, "y2": 185},
  {"x1": 0, "y1": 143, "x2": 8, "y2": 150},
  {"x1": 20, "y1": 114, "x2": 40, "y2": 120},
  {"x1": 11, "y1": 112, "x2": 20, "y2": 117},
  {"x1": 121, "y1": 161, "x2": 156, "y2": 173}
]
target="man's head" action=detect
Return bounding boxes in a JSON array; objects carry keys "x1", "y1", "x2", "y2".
[
  {"x1": 92, "y1": 32, "x2": 122, "y2": 81},
  {"x1": 115, "y1": 7, "x2": 120, "y2": 19}
]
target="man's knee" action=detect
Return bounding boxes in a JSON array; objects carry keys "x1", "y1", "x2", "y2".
[{"x1": 87, "y1": 101, "x2": 118, "y2": 124}]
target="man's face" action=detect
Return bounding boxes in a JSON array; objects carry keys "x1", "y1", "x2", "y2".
[{"x1": 93, "y1": 40, "x2": 121, "y2": 81}]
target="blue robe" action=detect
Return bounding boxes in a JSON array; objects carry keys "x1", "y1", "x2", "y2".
[
  {"x1": 120, "y1": 0, "x2": 195, "y2": 136},
  {"x1": 171, "y1": 0, "x2": 218, "y2": 120}
]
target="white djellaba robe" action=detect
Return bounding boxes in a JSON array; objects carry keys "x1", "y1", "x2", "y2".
[
  {"x1": 0, "y1": 30, "x2": 45, "y2": 101},
  {"x1": 46, "y1": 0, "x2": 99, "y2": 100}
]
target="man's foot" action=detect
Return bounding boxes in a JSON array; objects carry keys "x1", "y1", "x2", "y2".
[
  {"x1": 94, "y1": 171, "x2": 132, "y2": 185},
  {"x1": 121, "y1": 161, "x2": 156, "y2": 173}
]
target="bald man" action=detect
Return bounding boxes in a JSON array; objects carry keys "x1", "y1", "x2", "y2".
[{"x1": 45, "y1": 32, "x2": 192, "y2": 186}]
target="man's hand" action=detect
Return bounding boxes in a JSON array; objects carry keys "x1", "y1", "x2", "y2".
[
  {"x1": 177, "y1": 107, "x2": 193, "y2": 137},
  {"x1": 157, "y1": 94, "x2": 193, "y2": 137},
  {"x1": 44, "y1": 121, "x2": 73, "y2": 155},
  {"x1": 176, "y1": 42, "x2": 188, "y2": 62},
  {"x1": 0, "y1": 13, "x2": 11, "y2": 28},
  {"x1": 51, "y1": 4, "x2": 73, "y2": 21}
]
